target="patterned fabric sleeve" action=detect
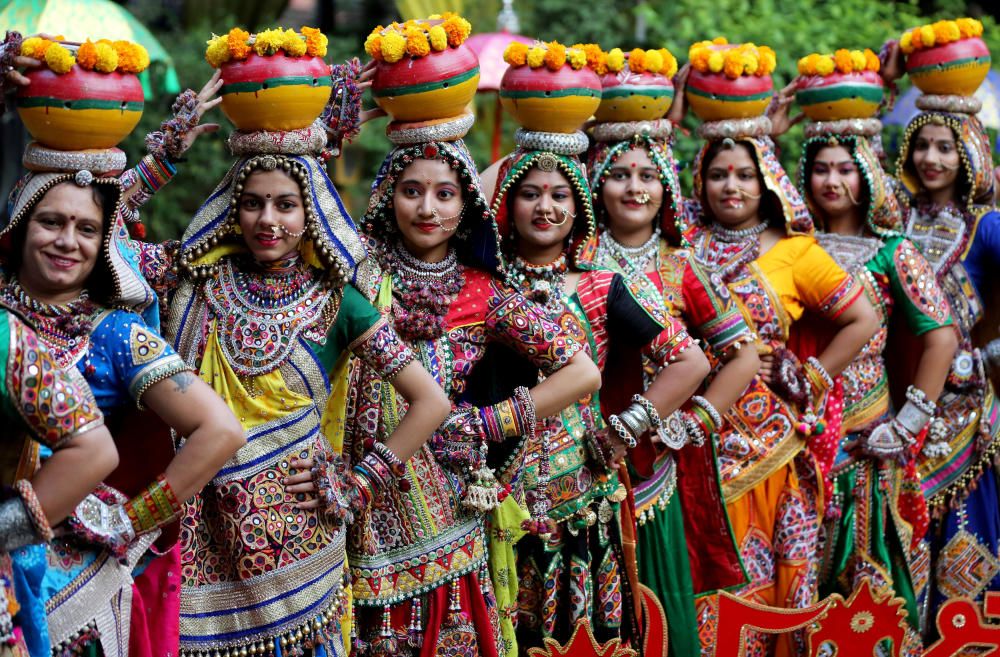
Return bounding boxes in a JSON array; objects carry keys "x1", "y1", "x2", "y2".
[
  {"x1": 644, "y1": 313, "x2": 695, "y2": 367},
  {"x1": 132, "y1": 240, "x2": 181, "y2": 302},
  {"x1": 886, "y1": 237, "x2": 953, "y2": 336},
  {"x1": 334, "y1": 284, "x2": 415, "y2": 380},
  {"x1": 485, "y1": 280, "x2": 584, "y2": 376},
  {"x1": 681, "y1": 257, "x2": 755, "y2": 355},
  {"x1": 3, "y1": 313, "x2": 103, "y2": 448},
  {"x1": 99, "y1": 312, "x2": 190, "y2": 407},
  {"x1": 795, "y1": 240, "x2": 863, "y2": 320}
]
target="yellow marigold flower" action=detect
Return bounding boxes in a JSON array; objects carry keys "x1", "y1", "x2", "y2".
[
  {"x1": 833, "y1": 48, "x2": 853, "y2": 74},
  {"x1": 659, "y1": 48, "x2": 678, "y2": 78},
  {"x1": 544, "y1": 42, "x2": 567, "y2": 71},
  {"x1": 723, "y1": 52, "x2": 744, "y2": 79},
  {"x1": 900, "y1": 30, "x2": 914, "y2": 54},
  {"x1": 442, "y1": 15, "x2": 471, "y2": 47},
  {"x1": 689, "y1": 46, "x2": 709, "y2": 72},
  {"x1": 364, "y1": 30, "x2": 383, "y2": 60},
  {"x1": 575, "y1": 44, "x2": 606, "y2": 75},
  {"x1": 381, "y1": 31, "x2": 406, "y2": 63},
  {"x1": 45, "y1": 43, "x2": 75, "y2": 74},
  {"x1": 742, "y1": 52, "x2": 759, "y2": 75},
  {"x1": 283, "y1": 29, "x2": 307, "y2": 56},
  {"x1": 919, "y1": 25, "x2": 935, "y2": 48},
  {"x1": 707, "y1": 50, "x2": 724, "y2": 74},
  {"x1": 606, "y1": 48, "x2": 625, "y2": 73},
  {"x1": 644, "y1": 49, "x2": 663, "y2": 74},
  {"x1": 77, "y1": 39, "x2": 98, "y2": 70},
  {"x1": 95, "y1": 42, "x2": 119, "y2": 73},
  {"x1": 712, "y1": 37, "x2": 728, "y2": 45},
  {"x1": 798, "y1": 56, "x2": 810, "y2": 75},
  {"x1": 405, "y1": 27, "x2": 430, "y2": 57},
  {"x1": 956, "y1": 18, "x2": 983, "y2": 38},
  {"x1": 20, "y1": 37, "x2": 51, "y2": 60},
  {"x1": 429, "y1": 25, "x2": 448, "y2": 51},
  {"x1": 302, "y1": 26, "x2": 328, "y2": 58},
  {"x1": 628, "y1": 47, "x2": 646, "y2": 74},
  {"x1": 205, "y1": 34, "x2": 232, "y2": 67},
  {"x1": 934, "y1": 20, "x2": 960, "y2": 44},
  {"x1": 567, "y1": 48, "x2": 587, "y2": 70},
  {"x1": 758, "y1": 46, "x2": 776, "y2": 74},
  {"x1": 228, "y1": 27, "x2": 252, "y2": 60},
  {"x1": 816, "y1": 55, "x2": 835, "y2": 76},
  {"x1": 850, "y1": 50, "x2": 867, "y2": 72},
  {"x1": 253, "y1": 28, "x2": 284, "y2": 56},
  {"x1": 527, "y1": 46, "x2": 546, "y2": 68},
  {"x1": 115, "y1": 41, "x2": 149, "y2": 74},
  {"x1": 504, "y1": 42, "x2": 528, "y2": 66},
  {"x1": 864, "y1": 48, "x2": 880, "y2": 72}
]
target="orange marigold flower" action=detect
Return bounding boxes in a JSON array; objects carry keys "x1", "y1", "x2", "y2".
[
  {"x1": 442, "y1": 15, "x2": 471, "y2": 47},
  {"x1": 115, "y1": 41, "x2": 149, "y2": 74},
  {"x1": 723, "y1": 51, "x2": 744, "y2": 78},
  {"x1": 228, "y1": 27, "x2": 252, "y2": 60},
  {"x1": 364, "y1": 30, "x2": 383, "y2": 60},
  {"x1": 712, "y1": 37, "x2": 728, "y2": 45},
  {"x1": 758, "y1": 46, "x2": 776, "y2": 75},
  {"x1": 544, "y1": 42, "x2": 567, "y2": 71},
  {"x1": 833, "y1": 48, "x2": 853, "y2": 74},
  {"x1": 934, "y1": 20, "x2": 960, "y2": 44},
  {"x1": 909, "y1": 28, "x2": 922, "y2": 50},
  {"x1": 956, "y1": 18, "x2": 982, "y2": 39},
  {"x1": 20, "y1": 37, "x2": 52, "y2": 60},
  {"x1": 404, "y1": 27, "x2": 430, "y2": 57},
  {"x1": 864, "y1": 48, "x2": 880, "y2": 72},
  {"x1": 77, "y1": 39, "x2": 98, "y2": 70},
  {"x1": 660, "y1": 48, "x2": 678, "y2": 78},
  {"x1": 628, "y1": 47, "x2": 646, "y2": 74},
  {"x1": 504, "y1": 42, "x2": 528, "y2": 66},
  {"x1": 301, "y1": 26, "x2": 328, "y2": 58}
]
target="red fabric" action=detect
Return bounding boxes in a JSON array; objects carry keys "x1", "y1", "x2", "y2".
[
  {"x1": 128, "y1": 544, "x2": 181, "y2": 657},
  {"x1": 445, "y1": 268, "x2": 493, "y2": 327}
]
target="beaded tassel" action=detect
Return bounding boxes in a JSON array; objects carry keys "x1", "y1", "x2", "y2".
[
  {"x1": 369, "y1": 605, "x2": 398, "y2": 657},
  {"x1": 408, "y1": 596, "x2": 424, "y2": 648},
  {"x1": 479, "y1": 560, "x2": 490, "y2": 595}
]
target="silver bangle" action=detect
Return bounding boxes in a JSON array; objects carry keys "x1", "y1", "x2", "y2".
[
  {"x1": 608, "y1": 414, "x2": 638, "y2": 449},
  {"x1": 619, "y1": 405, "x2": 650, "y2": 438},
  {"x1": 691, "y1": 395, "x2": 723, "y2": 430},
  {"x1": 681, "y1": 413, "x2": 707, "y2": 447},
  {"x1": 630, "y1": 395, "x2": 662, "y2": 430},
  {"x1": 904, "y1": 385, "x2": 936, "y2": 416},
  {"x1": 0, "y1": 497, "x2": 47, "y2": 552},
  {"x1": 371, "y1": 441, "x2": 404, "y2": 468},
  {"x1": 895, "y1": 399, "x2": 932, "y2": 436}
]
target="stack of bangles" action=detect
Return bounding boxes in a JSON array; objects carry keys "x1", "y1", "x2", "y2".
[
  {"x1": 895, "y1": 384, "x2": 937, "y2": 442},
  {"x1": 681, "y1": 395, "x2": 723, "y2": 447},
  {"x1": 353, "y1": 441, "x2": 409, "y2": 509},
  {"x1": 14, "y1": 479, "x2": 54, "y2": 542},
  {"x1": 479, "y1": 386, "x2": 536, "y2": 442},
  {"x1": 609, "y1": 394, "x2": 662, "y2": 448},
  {"x1": 803, "y1": 356, "x2": 834, "y2": 398},
  {"x1": 123, "y1": 473, "x2": 182, "y2": 536}
]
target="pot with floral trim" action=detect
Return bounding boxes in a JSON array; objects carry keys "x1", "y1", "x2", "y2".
[
  {"x1": 795, "y1": 49, "x2": 884, "y2": 121},
  {"x1": 685, "y1": 38, "x2": 776, "y2": 121},
  {"x1": 594, "y1": 46, "x2": 677, "y2": 123},
  {"x1": 500, "y1": 40, "x2": 602, "y2": 133},
  {"x1": 16, "y1": 37, "x2": 147, "y2": 151},
  {"x1": 901, "y1": 18, "x2": 990, "y2": 96},
  {"x1": 205, "y1": 26, "x2": 332, "y2": 132},
  {"x1": 365, "y1": 13, "x2": 479, "y2": 123}
]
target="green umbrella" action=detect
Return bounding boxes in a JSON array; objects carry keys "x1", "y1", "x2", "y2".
[{"x1": 0, "y1": 0, "x2": 180, "y2": 97}]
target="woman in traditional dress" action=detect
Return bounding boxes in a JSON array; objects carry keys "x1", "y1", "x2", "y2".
[
  {"x1": 790, "y1": 104, "x2": 956, "y2": 635},
  {"x1": 1, "y1": 40, "x2": 245, "y2": 657},
  {"x1": 587, "y1": 119, "x2": 760, "y2": 655},
  {"x1": 672, "y1": 63, "x2": 879, "y2": 655}
]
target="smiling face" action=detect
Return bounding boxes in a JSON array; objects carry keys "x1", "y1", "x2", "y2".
[
  {"x1": 703, "y1": 143, "x2": 763, "y2": 228},
  {"x1": 601, "y1": 147, "x2": 663, "y2": 236},
  {"x1": 237, "y1": 169, "x2": 308, "y2": 262},
  {"x1": 392, "y1": 158, "x2": 464, "y2": 263},
  {"x1": 910, "y1": 123, "x2": 961, "y2": 197},
  {"x1": 19, "y1": 182, "x2": 104, "y2": 304},
  {"x1": 511, "y1": 167, "x2": 577, "y2": 256},
  {"x1": 809, "y1": 144, "x2": 863, "y2": 220}
]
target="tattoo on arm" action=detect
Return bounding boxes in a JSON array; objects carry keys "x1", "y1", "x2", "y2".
[{"x1": 170, "y1": 371, "x2": 196, "y2": 394}]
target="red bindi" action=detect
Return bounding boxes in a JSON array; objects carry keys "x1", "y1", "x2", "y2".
[
  {"x1": 631, "y1": 163, "x2": 637, "y2": 168},
  {"x1": 543, "y1": 184, "x2": 549, "y2": 190},
  {"x1": 727, "y1": 165, "x2": 734, "y2": 172}
]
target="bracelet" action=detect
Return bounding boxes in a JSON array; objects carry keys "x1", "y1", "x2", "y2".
[
  {"x1": 619, "y1": 405, "x2": 650, "y2": 442},
  {"x1": 895, "y1": 399, "x2": 933, "y2": 436},
  {"x1": 0, "y1": 497, "x2": 43, "y2": 553},
  {"x1": 370, "y1": 441, "x2": 404, "y2": 470},
  {"x1": 681, "y1": 412, "x2": 707, "y2": 447},
  {"x1": 630, "y1": 394, "x2": 662, "y2": 430},
  {"x1": 351, "y1": 468, "x2": 376, "y2": 509},
  {"x1": 608, "y1": 413, "x2": 638, "y2": 449},
  {"x1": 124, "y1": 473, "x2": 181, "y2": 535},
  {"x1": 904, "y1": 385, "x2": 937, "y2": 416},
  {"x1": 690, "y1": 396, "x2": 723, "y2": 432},
  {"x1": 144, "y1": 89, "x2": 199, "y2": 161},
  {"x1": 14, "y1": 479, "x2": 53, "y2": 542},
  {"x1": 804, "y1": 357, "x2": 833, "y2": 392}
]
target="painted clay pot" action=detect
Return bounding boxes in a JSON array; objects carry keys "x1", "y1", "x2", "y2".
[
  {"x1": 500, "y1": 65, "x2": 601, "y2": 133},
  {"x1": 686, "y1": 69, "x2": 773, "y2": 122},
  {"x1": 595, "y1": 70, "x2": 674, "y2": 122},
  {"x1": 372, "y1": 46, "x2": 480, "y2": 123},
  {"x1": 220, "y1": 53, "x2": 332, "y2": 132},
  {"x1": 905, "y1": 37, "x2": 991, "y2": 96},
  {"x1": 796, "y1": 70, "x2": 884, "y2": 121},
  {"x1": 16, "y1": 67, "x2": 143, "y2": 151}
]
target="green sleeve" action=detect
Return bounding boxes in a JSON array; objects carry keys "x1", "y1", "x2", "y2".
[
  {"x1": 879, "y1": 236, "x2": 953, "y2": 335},
  {"x1": 312, "y1": 284, "x2": 386, "y2": 370},
  {"x1": 0, "y1": 312, "x2": 18, "y2": 426}
]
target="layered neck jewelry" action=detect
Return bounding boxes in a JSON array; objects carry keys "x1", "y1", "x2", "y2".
[
  {"x1": 1, "y1": 277, "x2": 97, "y2": 367},
  {"x1": 709, "y1": 220, "x2": 767, "y2": 243},
  {"x1": 598, "y1": 227, "x2": 661, "y2": 279},
  {"x1": 508, "y1": 253, "x2": 568, "y2": 316},
  {"x1": 905, "y1": 200, "x2": 968, "y2": 275},
  {"x1": 386, "y1": 241, "x2": 465, "y2": 341},
  {"x1": 235, "y1": 254, "x2": 316, "y2": 309}
]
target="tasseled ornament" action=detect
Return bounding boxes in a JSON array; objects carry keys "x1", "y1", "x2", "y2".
[
  {"x1": 434, "y1": 580, "x2": 477, "y2": 655},
  {"x1": 461, "y1": 467, "x2": 506, "y2": 512},
  {"x1": 369, "y1": 606, "x2": 399, "y2": 657},
  {"x1": 408, "y1": 596, "x2": 424, "y2": 648}
]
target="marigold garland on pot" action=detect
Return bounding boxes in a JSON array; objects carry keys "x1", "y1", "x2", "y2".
[
  {"x1": 899, "y1": 17, "x2": 983, "y2": 54},
  {"x1": 204, "y1": 26, "x2": 327, "y2": 68},
  {"x1": 688, "y1": 37, "x2": 776, "y2": 79},
  {"x1": 798, "y1": 48, "x2": 880, "y2": 77},
  {"x1": 502, "y1": 40, "x2": 598, "y2": 72},
  {"x1": 601, "y1": 45, "x2": 678, "y2": 78},
  {"x1": 20, "y1": 36, "x2": 149, "y2": 75},
  {"x1": 364, "y1": 13, "x2": 471, "y2": 64}
]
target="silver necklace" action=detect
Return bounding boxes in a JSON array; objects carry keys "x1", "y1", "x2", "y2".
[
  {"x1": 709, "y1": 221, "x2": 767, "y2": 243},
  {"x1": 598, "y1": 228, "x2": 661, "y2": 277}
]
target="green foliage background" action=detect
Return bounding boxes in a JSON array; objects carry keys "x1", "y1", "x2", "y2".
[{"x1": 121, "y1": 0, "x2": 1000, "y2": 241}]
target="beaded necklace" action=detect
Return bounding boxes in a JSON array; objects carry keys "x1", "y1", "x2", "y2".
[
  {"x1": 904, "y1": 200, "x2": 968, "y2": 275},
  {"x1": 385, "y1": 241, "x2": 465, "y2": 342},
  {"x1": 0, "y1": 279, "x2": 97, "y2": 368},
  {"x1": 696, "y1": 224, "x2": 763, "y2": 285},
  {"x1": 233, "y1": 254, "x2": 316, "y2": 309},
  {"x1": 507, "y1": 253, "x2": 568, "y2": 316},
  {"x1": 596, "y1": 227, "x2": 661, "y2": 278}
]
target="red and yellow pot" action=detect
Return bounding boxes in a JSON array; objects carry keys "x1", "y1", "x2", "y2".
[
  {"x1": 372, "y1": 46, "x2": 480, "y2": 123},
  {"x1": 905, "y1": 37, "x2": 991, "y2": 96},
  {"x1": 220, "y1": 53, "x2": 332, "y2": 132},
  {"x1": 686, "y1": 69, "x2": 773, "y2": 122},
  {"x1": 796, "y1": 70, "x2": 884, "y2": 121},
  {"x1": 16, "y1": 67, "x2": 143, "y2": 151},
  {"x1": 500, "y1": 65, "x2": 601, "y2": 133},
  {"x1": 595, "y1": 71, "x2": 674, "y2": 122}
]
